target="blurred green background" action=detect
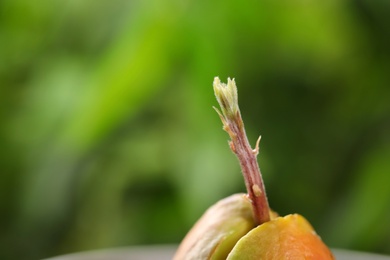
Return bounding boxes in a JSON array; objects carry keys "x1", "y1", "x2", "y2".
[{"x1": 1, "y1": 0, "x2": 390, "y2": 259}]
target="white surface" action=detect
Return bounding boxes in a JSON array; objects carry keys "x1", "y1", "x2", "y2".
[{"x1": 45, "y1": 245, "x2": 390, "y2": 260}]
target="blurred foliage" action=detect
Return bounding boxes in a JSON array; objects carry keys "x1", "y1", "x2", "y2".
[{"x1": 1, "y1": 0, "x2": 390, "y2": 259}]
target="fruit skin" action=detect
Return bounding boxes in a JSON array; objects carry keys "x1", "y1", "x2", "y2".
[
  {"x1": 173, "y1": 193, "x2": 257, "y2": 260},
  {"x1": 174, "y1": 194, "x2": 334, "y2": 260},
  {"x1": 227, "y1": 214, "x2": 334, "y2": 260}
]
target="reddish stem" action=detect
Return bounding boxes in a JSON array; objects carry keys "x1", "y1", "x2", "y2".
[
  {"x1": 213, "y1": 77, "x2": 270, "y2": 225},
  {"x1": 226, "y1": 113, "x2": 270, "y2": 225}
]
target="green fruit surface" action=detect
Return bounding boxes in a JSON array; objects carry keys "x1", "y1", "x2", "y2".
[
  {"x1": 174, "y1": 193, "x2": 256, "y2": 260},
  {"x1": 174, "y1": 195, "x2": 333, "y2": 260}
]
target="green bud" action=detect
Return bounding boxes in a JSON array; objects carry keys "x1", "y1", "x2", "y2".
[{"x1": 213, "y1": 77, "x2": 239, "y2": 119}]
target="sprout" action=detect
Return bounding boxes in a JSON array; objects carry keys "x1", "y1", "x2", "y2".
[{"x1": 213, "y1": 77, "x2": 239, "y2": 119}]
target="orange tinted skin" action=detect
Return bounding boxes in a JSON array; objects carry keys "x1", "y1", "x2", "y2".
[{"x1": 227, "y1": 214, "x2": 334, "y2": 260}]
